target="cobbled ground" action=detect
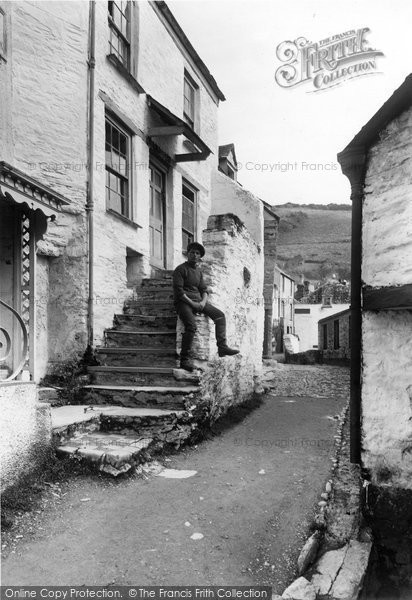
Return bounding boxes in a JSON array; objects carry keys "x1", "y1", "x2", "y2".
[{"x1": 262, "y1": 362, "x2": 350, "y2": 400}]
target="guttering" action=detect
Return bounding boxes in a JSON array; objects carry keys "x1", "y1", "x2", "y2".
[
  {"x1": 86, "y1": 1, "x2": 96, "y2": 349},
  {"x1": 337, "y1": 147, "x2": 365, "y2": 464}
]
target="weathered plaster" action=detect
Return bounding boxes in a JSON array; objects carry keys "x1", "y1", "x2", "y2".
[
  {"x1": 178, "y1": 214, "x2": 264, "y2": 415},
  {"x1": 0, "y1": 382, "x2": 51, "y2": 492},
  {"x1": 363, "y1": 107, "x2": 412, "y2": 287},
  {"x1": 362, "y1": 311, "x2": 412, "y2": 488},
  {"x1": 211, "y1": 170, "x2": 264, "y2": 247}
]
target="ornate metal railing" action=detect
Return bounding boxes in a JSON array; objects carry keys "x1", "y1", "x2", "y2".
[{"x1": 0, "y1": 299, "x2": 29, "y2": 382}]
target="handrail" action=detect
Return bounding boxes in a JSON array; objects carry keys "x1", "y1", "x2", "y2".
[{"x1": 0, "y1": 299, "x2": 29, "y2": 381}]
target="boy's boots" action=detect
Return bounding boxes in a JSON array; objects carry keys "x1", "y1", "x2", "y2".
[
  {"x1": 215, "y1": 316, "x2": 240, "y2": 357},
  {"x1": 180, "y1": 330, "x2": 195, "y2": 371}
]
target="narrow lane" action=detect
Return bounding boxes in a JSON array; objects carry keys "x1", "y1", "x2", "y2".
[{"x1": 2, "y1": 366, "x2": 349, "y2": 593}]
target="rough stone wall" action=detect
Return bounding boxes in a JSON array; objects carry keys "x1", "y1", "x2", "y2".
[
  {"x1": 191, "y1": 214, "x2": 264, "y2": 418},
  {"x1": 363, "y1": 107, "x2": 412, "y2": 287},
  {"x1": 263, "y1": 217, "x2": 278, "y2": 308},
  {"x1": 362, "y1": 311, "x2": 412, "y2": 488},
  {"x1": 319, "y1": 311, "x2": 351, "y2": 362},
  {"x1": 35, "y1": 256, "x2": 50, "y2": 380},
  {"x1": 0, "y1": 382, "x2": 51, "y2": 492},
  {"x1": 361, "y1": 105, "x2": 412, "y2": 489}
]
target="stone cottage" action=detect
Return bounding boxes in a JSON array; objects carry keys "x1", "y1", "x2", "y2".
[
  {"x1": 338, "y1": 73, "x2": 412, "y2": 586},
  {"x1": 317, "y1": 307, "x2": 350, "y2": 363},
  {"x1": 0, "y1": 1, "x2": 265, "y2": 488}
]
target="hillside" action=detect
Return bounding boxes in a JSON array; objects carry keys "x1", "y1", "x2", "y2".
[{"x1": 271, "y1": 204, "x2": 352, "y2": 282}]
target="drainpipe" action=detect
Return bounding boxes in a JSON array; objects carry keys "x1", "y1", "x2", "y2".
[
  {"x1": 338, "y1": 147, "x2": 366, "y2": 464},
  {"x1": 86, "y1": 1, "x2": 96, "y2": 350}
]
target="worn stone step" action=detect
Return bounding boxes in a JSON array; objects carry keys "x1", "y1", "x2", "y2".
[
  {"x1": 82, "y1": 385, "x2": 199, "y2": 410},
  {"x1": 105, "y1": 329, "x2": 176, "y2": 348},
  {"x1": 141, "y1": 278, "x2": 173, "y2": 288},
  {"x1": 96, "y1": 347, "x2": 177, "y2": 366},
  {"x1": 149, "y1": 269, "x2": 173, "y2": 280},
  {"x1": 98, "y1": 406, "x2": 194, "y2": 445},
  {"x1": 87, "y1": 366, "x2": 189, "y2": 387},
  {"x1": 52, "y1": 404, "x2": 101, "y2": 443},
  {"x1": 113, "y1": 314, "x2": 176, "y2": 331},
  {"x1": 134, "y1": 289, "x2": 174, "y2": 301},
  {"x1": 57, "y1": 430, "x2": 154, "y2": 476},
  {"x1": 124, "y1": 301, "x2": 175, "y2": 316}
]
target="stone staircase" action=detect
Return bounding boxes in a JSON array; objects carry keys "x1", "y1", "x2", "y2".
[{"x1": 54, "y1": 271, "x2": 202, "y2": 476}]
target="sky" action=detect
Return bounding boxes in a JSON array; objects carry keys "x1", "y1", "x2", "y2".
[{"x1": 169, "y1": 0, "x2": 412, "y2": 206}]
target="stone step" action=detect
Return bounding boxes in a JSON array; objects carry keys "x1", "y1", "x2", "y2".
[
  {"x1": 124, "y1": 301, "x2": 175, "y2": 316},
  {"x1": 141, "y1": 278, "x2": 173, "y2": 288},
  {"x1": 82, "y1": 384, "x2": 199, "y2": 410},
  {"x1": 56, "y1": 430, "x2": 154, "y2": 476},
  {"x1": 96, "y1": 347, "x2": 177, "y2": 367},
  {"x1": 134, "y1": 289, "x2": 174, "y2": 301},
  {"x1": 52, "y1": 405, "x2": 101, "y2": 442},
  {"x1": 54, "y1": 404, "x2": 197, "y2": 476},
  {"x1": 105, "y1": 329, "x2": 176, "y2": 348},
  {"x1": 149, "y1": 268, "x2": 173, "y2": 280},
  {"x1": 113, "y1": 314, "x2": 176, "y2": 331},
  {"x1": 87, "y1": 366, "x2": 189, "y2": 387},
  {"x1": 99, "y1": 406, "x2": 195, "y2": 446}
]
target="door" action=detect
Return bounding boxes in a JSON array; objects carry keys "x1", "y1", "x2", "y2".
[
  {"x1": 149, "y1": 164, "x2": 166, "y2": 268},
  {"x1": 0, "y1": 200, "x2": 31, "y2": 380}
]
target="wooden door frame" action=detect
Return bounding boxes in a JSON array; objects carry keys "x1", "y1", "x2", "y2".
[{"x1": 149, "y1": 158, "x2": 167, "y2": 270}]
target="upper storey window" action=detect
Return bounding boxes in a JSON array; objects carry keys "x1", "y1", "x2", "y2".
[
  {"x1": 108, "y1": 1, "x2": 130, "y2": 70},
  {"x1": 183, "y1": 74, "x2": 196, "y2": 129}
]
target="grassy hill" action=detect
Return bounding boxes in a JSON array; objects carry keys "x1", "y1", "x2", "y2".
[{"x1": 271, "y1": 203, "x2": 352, "y2": 282}]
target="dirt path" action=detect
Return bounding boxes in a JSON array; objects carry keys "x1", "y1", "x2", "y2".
[{"x1": 2, "y1": 382, "x2": 347, "y2": 593}]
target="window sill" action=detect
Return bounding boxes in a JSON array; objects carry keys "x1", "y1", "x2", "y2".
[
  {"x1": 106, "y1": 208, "x2": 142, "y2": 229},
  {"x1": 106, "y1": 54, "x2": 145, "y2": 94}
]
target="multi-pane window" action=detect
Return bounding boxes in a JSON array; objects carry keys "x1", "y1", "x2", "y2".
[
  {"x1": 334, "y1": 319, "x2": 340, "y2": 349},
  {"x1": 183, "y1": 75, "x2": 196, "y2": 129},
  {"x1": 105, "y1": 115, "x2": 130, "y2": 218},
  {"x1": 108, "y1": 1, "x2": 130, "y2": 69},
  {"x1": 182, "y1": 181, "x2": 197, "y2": 250}
]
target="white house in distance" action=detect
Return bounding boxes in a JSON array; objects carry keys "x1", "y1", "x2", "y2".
[{"x1": 295, "y1": 300, "x2": 350, "y2": 352}]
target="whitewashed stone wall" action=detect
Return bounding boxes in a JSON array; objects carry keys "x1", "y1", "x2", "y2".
[
  {"x1": 187, "y1": 214, "x2": 264, "y2": 418},
  {"x1": 0, "y1": 383, "x2": 51, "y2": 492},
  {"x1": 211, "y1": 170, "x2": 264, "y2": 247},
  {"x1": 362, "y1": 105, "x2": 412, "y2": 488},
  {"x1": 1, "y1": 2, "x2": 89, "y2": 372},
  {"x1": 91, "y1": 0, "x2": 220, "y2": 342},
  {"x1": 363, "y1": 107, "x2": 412, "y2": 287},
  {"x1": 362, "y1": 312, "x2": 412, "y2": 488},
  {"x1": 1, "y1": 0, "x2": 221, "y2": 373}
]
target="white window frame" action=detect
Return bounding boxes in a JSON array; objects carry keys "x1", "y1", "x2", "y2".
[
  {"x1": 183, "y1": 72, "x2": 197, "y2": 130},
  {"x1": 105, "y1": 113, "x2": 132, "y2": 220},
  {"x1": 182, "y1": 179, "x2": 198, "y2": 251}
]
